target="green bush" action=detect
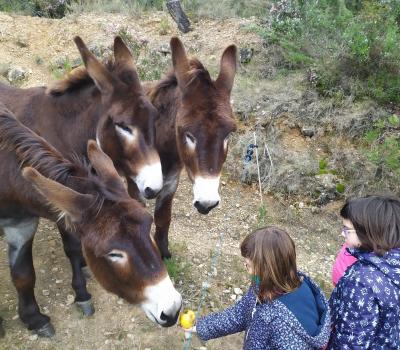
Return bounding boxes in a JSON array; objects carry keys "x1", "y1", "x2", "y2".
[
  {"x1": 251, "y1": 0, "x2": 400, "y2": 105},
  {"x1": 0, "y1": 0, "x2": 74, "y2": 18},
  {"x1": 361, "y1": 114, "x2": 400, "y2": 177}
]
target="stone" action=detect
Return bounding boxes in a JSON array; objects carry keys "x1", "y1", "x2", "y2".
[
  {"x1": 66, "y1": 294, "x2": 74, "y2": 305},
  {"x1": 239, "y1": 48, "x2": 254, "y2": 64},
  {"x1": 7, "y1": 67, "x2": 27, "y2": 82},
  {"x1": 233, "y1": 287, "x2": 243, "y2": 295},
  {"x1": 301, "y1": 126, "x2": 315, "y2": 137}
]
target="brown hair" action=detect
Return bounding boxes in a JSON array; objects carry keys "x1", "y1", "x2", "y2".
[
  {"x1": 340, "y1": 195, "x2": 400, "y2": 256},
  {"x1": 240, "y1": 226, "x2": 301, "y2": 302}
]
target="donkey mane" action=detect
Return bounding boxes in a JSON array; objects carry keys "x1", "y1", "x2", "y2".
[
  {"x1": 0, "y1": 109, "x2": 79, "y2": 183},
  {"x1": 149, "y1": 58, "x2": 212, "y2": 101},
  {"x1": 47, "y1": 66, "x2": 94, "y2": 96},
  {"x1": 46, "y1": 60, "x2": 120, "y2": 96}
]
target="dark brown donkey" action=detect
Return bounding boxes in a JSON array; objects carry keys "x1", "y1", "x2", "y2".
[
  {"x1": 0, "y1": 35, "x2": 163, "y2": 199},
  {"x1": 0, "y1": 106, "x2": 182, "y2": 337},
  {"x1": 0, "y1": 36, "x2": 163, "y2": 322},
  {"x1": 144, "y1": 37, "x2": 237, "y2": 259}
]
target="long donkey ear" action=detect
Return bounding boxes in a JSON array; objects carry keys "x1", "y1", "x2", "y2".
[
  {"x1": 170, "y1": 37, "x2": 190, "y2": 89},
  {"x1": 114, "y1": 36, "x2": 136, "y2": 69},
  {"x1": 215, "y1": 45, "x2": 237, "y2": 95},
  {"x1": 113, "y1": 36, "x2": 141, "y2": 88},
  {"x1": 22, "y1": 167, "x2": 94, "y2": 222},
  {"x1": 87, "y1": 140, "x2": 127, "y2": 193},
  {"x1": 74, "y1": 36, "x2": 116, "y2": 96}
]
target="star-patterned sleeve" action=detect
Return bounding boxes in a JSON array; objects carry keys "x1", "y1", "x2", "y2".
[
  {"x1": 196, "y1": 288, "x2": 252, "y2": 341},
  {"x1": 331, "y1": 279, "x2": 380, "y2": 349}
]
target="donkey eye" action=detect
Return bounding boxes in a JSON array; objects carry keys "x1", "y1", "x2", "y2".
[
  {"x1": 106, "y1": 249, "x2": 128, "y2": 264},
  {"x1": 114, "y1": 122, "x2": 132, "y2": 134},
  {"x1": 115, "y1": 123, "x2": 138, "y2": 144},
  {"x1": 184, "y1": 132, "x2": 196, "y2": 150}
]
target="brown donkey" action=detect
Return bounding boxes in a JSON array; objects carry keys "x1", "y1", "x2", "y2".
[
  {"x1": 0, "y1": 36, "x2": 164, "y2": 320},
  {"x1": 0, "y1": 36, "x2": 163, "y2": 199},
  {"x1": 0, "y1": 106, "x2": 182, "y2": 337},
  {"x1": 144, "y1": 37, "x2": 237, "y2": 259}
]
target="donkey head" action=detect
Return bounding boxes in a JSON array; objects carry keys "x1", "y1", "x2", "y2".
[
  {"x1": 74, "y1": 36, "x2": 162, "y2": 199},
  {"x1": 22, "y1": 141, "x2": 181, "y2": 327},
  {"x1": 171, "y1": 37, "x2": 237, "y2": 214}
]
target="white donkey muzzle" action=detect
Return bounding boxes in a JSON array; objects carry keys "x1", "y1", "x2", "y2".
[
  {"x1": 193, "y1": 176, "x2": 221, "y2": 214},
  {"x1": 141, "y1": 276, "x2": 182, "y2": 327},
  {"x1": 134, "y1": 161, "x2": 163, "y2": 199}
]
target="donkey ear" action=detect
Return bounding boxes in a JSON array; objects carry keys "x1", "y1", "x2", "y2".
[
  {"x1": 113, "y1": 36, "x2": 142, "y2": 88},
  {"x1": 74, "y1": 36, "x2": 116, "y2": 96},
  {"x1": 170, "y1": 37, "x2": 190, "y2": 89},
  {"x1": 22, "y1": 167, "x2": 94, "y2": 222},
  {"x1": 114, "y1": 36, "x2": 136, "y2": 69},
  {"x1": 215, "y1": 45, "x2": 237, "y2": 95},
  {"x1": 87, "y1": 140, "x2": 127, "y2": 192}
]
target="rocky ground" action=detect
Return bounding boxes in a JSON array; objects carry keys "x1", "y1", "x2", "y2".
[{"x1": 0, "y1": 10, "x2": 363, "y2": 350}]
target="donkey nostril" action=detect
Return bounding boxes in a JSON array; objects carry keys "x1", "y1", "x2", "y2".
[
  {"x1": 160, "y1": 310, "x2": 180, "y2": 327},
  {"x1": 144, "y1": 187, "x2": 156, "y2": 199},
  {"x1": 194, "y1": 200, "x2": 219, "y2": 214}
]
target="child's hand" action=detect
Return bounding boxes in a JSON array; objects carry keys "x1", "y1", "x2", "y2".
[
  {"x1": 182, "y1": 326, "x2": 197, "y2": 340},
  {"x1": 182, "y1": 325, "x2": 196, "y2": 333}
]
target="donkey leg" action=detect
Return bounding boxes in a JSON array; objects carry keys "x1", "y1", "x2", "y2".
[
  {"x1": 4, "y1": 218, "x2": 55, "y2": 337},
  {"x1": 0, "y1": 316, "x2": 4, "y2": 337},
  {"x1": 154, "y1": 175, "x2": 179, "y2": 259},
  {"x1": 57, "y1": 224, "x2": 94, "y2": 316}
]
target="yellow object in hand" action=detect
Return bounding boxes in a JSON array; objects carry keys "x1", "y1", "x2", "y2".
[{"x1": 179, "y1": 309, "x2": 196, "y2": 329}]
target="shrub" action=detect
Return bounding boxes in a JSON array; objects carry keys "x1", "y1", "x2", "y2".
[
  {"x1": 250, "y1": 0, "x2": 400, "y2": 105},
  {"x1": 0, "y1": 0, "x2": 73, "y2": 18},
  {"x1": 361, "y1": 114, "x2": 400, "y2": 178}
]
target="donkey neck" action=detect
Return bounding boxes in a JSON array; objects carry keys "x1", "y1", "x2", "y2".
[
  {"x1": 145, "y1": 78, "x2": 182, "y2": 174},
  {"x1": 40, "y1": 85, "x2": 103, "y2": 158}
]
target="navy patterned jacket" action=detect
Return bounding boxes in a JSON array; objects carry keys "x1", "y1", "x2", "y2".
[
  {"x1": 328, "y1": 248, "x2": 400, "y2": 349},
  {"x1": 196, "y1": 272, "x2": 331, "y2": 349}
]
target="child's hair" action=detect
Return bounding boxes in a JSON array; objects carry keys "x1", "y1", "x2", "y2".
[
  {"x1": 240, "y1": 226, "x2": 301, "y2": 302},
  {"x1": 340, "y1": 194, "x2": 400, "y2": 256}
]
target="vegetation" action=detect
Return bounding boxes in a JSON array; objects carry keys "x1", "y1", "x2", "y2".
[
  {"x1": 361, "y1": 114, "x2": 400, "y2": 178},
  {"x1": 0, "y1": 0, "x2": 73, "y2": 18},
  {"x1": 249, "y1": 0, "x2": 400, "y2": 105}
]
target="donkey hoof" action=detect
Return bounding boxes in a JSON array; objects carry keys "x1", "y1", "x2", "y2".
[
  {"x1": 76, "y1": 299, "x2": 95, "y2": 316},
  {"x1": 34, "y1": 322, "x2": 55, "y2": 338},
  {"x1": 81, "y1": 266, "x2": 91, "y2": 279},
  {"x1": 162, "y1": 251, "x2": 172, "y2": 260}
]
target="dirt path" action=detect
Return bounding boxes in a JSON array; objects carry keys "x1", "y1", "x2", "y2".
[
  {"x1": 0, "y1": 11, "x2": 343, "y2": 350},
  {"x1": 0, "y1": 172, "x2": 342, "y2": 350}
]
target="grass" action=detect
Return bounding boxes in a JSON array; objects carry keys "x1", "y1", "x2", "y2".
[
  {"x1": 165, "y1": 242, "x2": 190, "y2": 282},
  {"x1": 248, "y1": 0, "x2": 400, "y2": 106},
  {"x1": 49, "y1": 57, "x2": 74, "y2": 80},
  {"x1": 361, "y1": 114, "x2": 400, "y2": 179}
]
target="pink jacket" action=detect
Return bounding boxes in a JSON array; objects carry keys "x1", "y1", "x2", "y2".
[{"x1": 331, "y1": 243, "x2": 357, "y2": 286}]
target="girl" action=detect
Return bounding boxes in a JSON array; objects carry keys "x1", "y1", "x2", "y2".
[
  {"x1": 328, "y1": 195, "x2": 400, "y2": 349},
  {"x1": 184, "y1": 226, "x2": 331, "y2": 349}
]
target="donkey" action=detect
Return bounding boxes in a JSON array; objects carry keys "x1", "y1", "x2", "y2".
[
  {"x1": 143, "y1": 37, "x2": 238, "y2": 259},
  {"x1": 0, "y1": 36, "x2": 163, "y2": 316},
  {"x1": 0, "y1": 106, "x2": 182, "y2": 337},
  {"x1": 0, "y1": 35, "x2": 162, "y2": 199}
]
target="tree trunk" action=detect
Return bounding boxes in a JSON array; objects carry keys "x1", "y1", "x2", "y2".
[{"x1": 166, "y1": 0, "x2": 191, "y2": 33}]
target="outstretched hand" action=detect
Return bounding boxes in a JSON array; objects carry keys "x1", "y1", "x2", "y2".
[{"x1": 182, "y1": 325, "x2": 197, "y2": 340}]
